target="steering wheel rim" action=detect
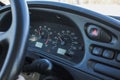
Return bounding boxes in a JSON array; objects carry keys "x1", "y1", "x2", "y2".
[{"x1": 0, "y1": 0, "x2": 29, "y2": 80}]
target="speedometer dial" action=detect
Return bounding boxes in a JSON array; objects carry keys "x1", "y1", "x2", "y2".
[{"x1": 53, "y1": 30, "x2": 83, "y2": 57}]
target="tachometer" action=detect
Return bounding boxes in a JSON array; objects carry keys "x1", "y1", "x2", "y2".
[{"x1": 29, "y1": 25, "x2": 52, "y2": 48}]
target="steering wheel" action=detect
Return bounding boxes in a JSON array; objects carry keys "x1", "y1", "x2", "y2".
[{"x1": 0, "y1": 0, "x2": 29, "y2": 80}]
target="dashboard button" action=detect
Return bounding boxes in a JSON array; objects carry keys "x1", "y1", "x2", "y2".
[
  {"x1": 86, "y1": 25, "x2": 111, "y2": 43},
  {"x1": 102, "y1": 50, "x2": 114, "y2": 59},
  {"x1": 92, "y1": 47, "x2": 103, "y2": 56},
  {"x1": 87, "y1": 25, "x2": 100, "y2": 40},
  {"x1": 116, "y1": 53, "x2": 120, "y2": 62}
]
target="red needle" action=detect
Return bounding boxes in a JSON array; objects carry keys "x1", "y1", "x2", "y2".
[
  {"x1": 58, "y1": 36, "x2": 63, "y2": 42},
  {"x1": 35, "y1": 28, "x2": 41, "y2": 35},
  {"x1": 57, "y1": 33, "x2": 63, "y2": 41},
  {"x1": 45, "y1": 35, "x2": 49, "y2": 45},
  {"x1": 57, "y1": 34, "x2": 65, "y2": 45}
]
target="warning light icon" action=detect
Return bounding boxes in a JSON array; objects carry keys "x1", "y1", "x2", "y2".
[{"x1": 91, "y1": 28, "x2": 99, "y2": 36}]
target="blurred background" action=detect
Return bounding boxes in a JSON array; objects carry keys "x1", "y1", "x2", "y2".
[{"x1": 1, "y1": 0, "x2": 120, "y2": 16}]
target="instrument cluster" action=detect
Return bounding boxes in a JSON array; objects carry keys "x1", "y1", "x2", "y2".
[{"x1": 28, "y1": 11, "x2": 84, "y2": 63}]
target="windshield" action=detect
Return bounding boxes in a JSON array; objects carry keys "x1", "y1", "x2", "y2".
[{"x1": 1, "y1": 0, "x2": 120, "y2": 16}]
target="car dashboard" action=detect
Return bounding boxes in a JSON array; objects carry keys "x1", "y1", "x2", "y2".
[{"x1": 0, "y1": 1, "x2": 120, "y2": 80}]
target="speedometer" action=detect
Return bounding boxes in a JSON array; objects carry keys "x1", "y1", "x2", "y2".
[{"x1": 53, "y1": 30, "x2": 83, "y2": 57}]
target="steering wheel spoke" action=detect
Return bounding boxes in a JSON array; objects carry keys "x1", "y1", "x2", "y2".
[
  {"x1": 0, "y1": 31, "x2": 10, "y2": 42},
  {"x1": 0, "y1": 33, "x2": 5, "y2": 42},
  {"x1": 0, "y1": 27, "x2": 15, "y2": 43}
]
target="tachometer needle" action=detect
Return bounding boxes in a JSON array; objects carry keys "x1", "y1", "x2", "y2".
[
  {"x1": 45, "y1": 35, "x2": 50, "y2": 45},
  {"x1": 38, "y1": 27, "x2": 41, "y2": 35},
  {"x1": 35, "y1": 28, "x2": 41, "y2": 35}
]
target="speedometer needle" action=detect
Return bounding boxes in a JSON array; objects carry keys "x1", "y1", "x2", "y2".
[{"x1": 58, "y1": 36, "x2": 65, "y2": 45}]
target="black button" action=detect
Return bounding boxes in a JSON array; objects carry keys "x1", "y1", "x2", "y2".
[
  {"x1": 102, "y1": 50, "x2": 114, "y2": 59},
  {"x1": 116, "y1": 53, "x2": 120, "y2": 62},
  {"x1": 92, "y1": 47, "x2": 103, "y2": 56}
]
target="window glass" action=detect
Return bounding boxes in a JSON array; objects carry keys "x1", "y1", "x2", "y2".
[{"x1": 1, "y1": 0, "x2": 120, "y2": 16}]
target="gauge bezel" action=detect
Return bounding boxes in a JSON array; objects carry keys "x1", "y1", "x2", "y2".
[{"x1": 28, "y1": 9, "x2": 85, "y2": 64}]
